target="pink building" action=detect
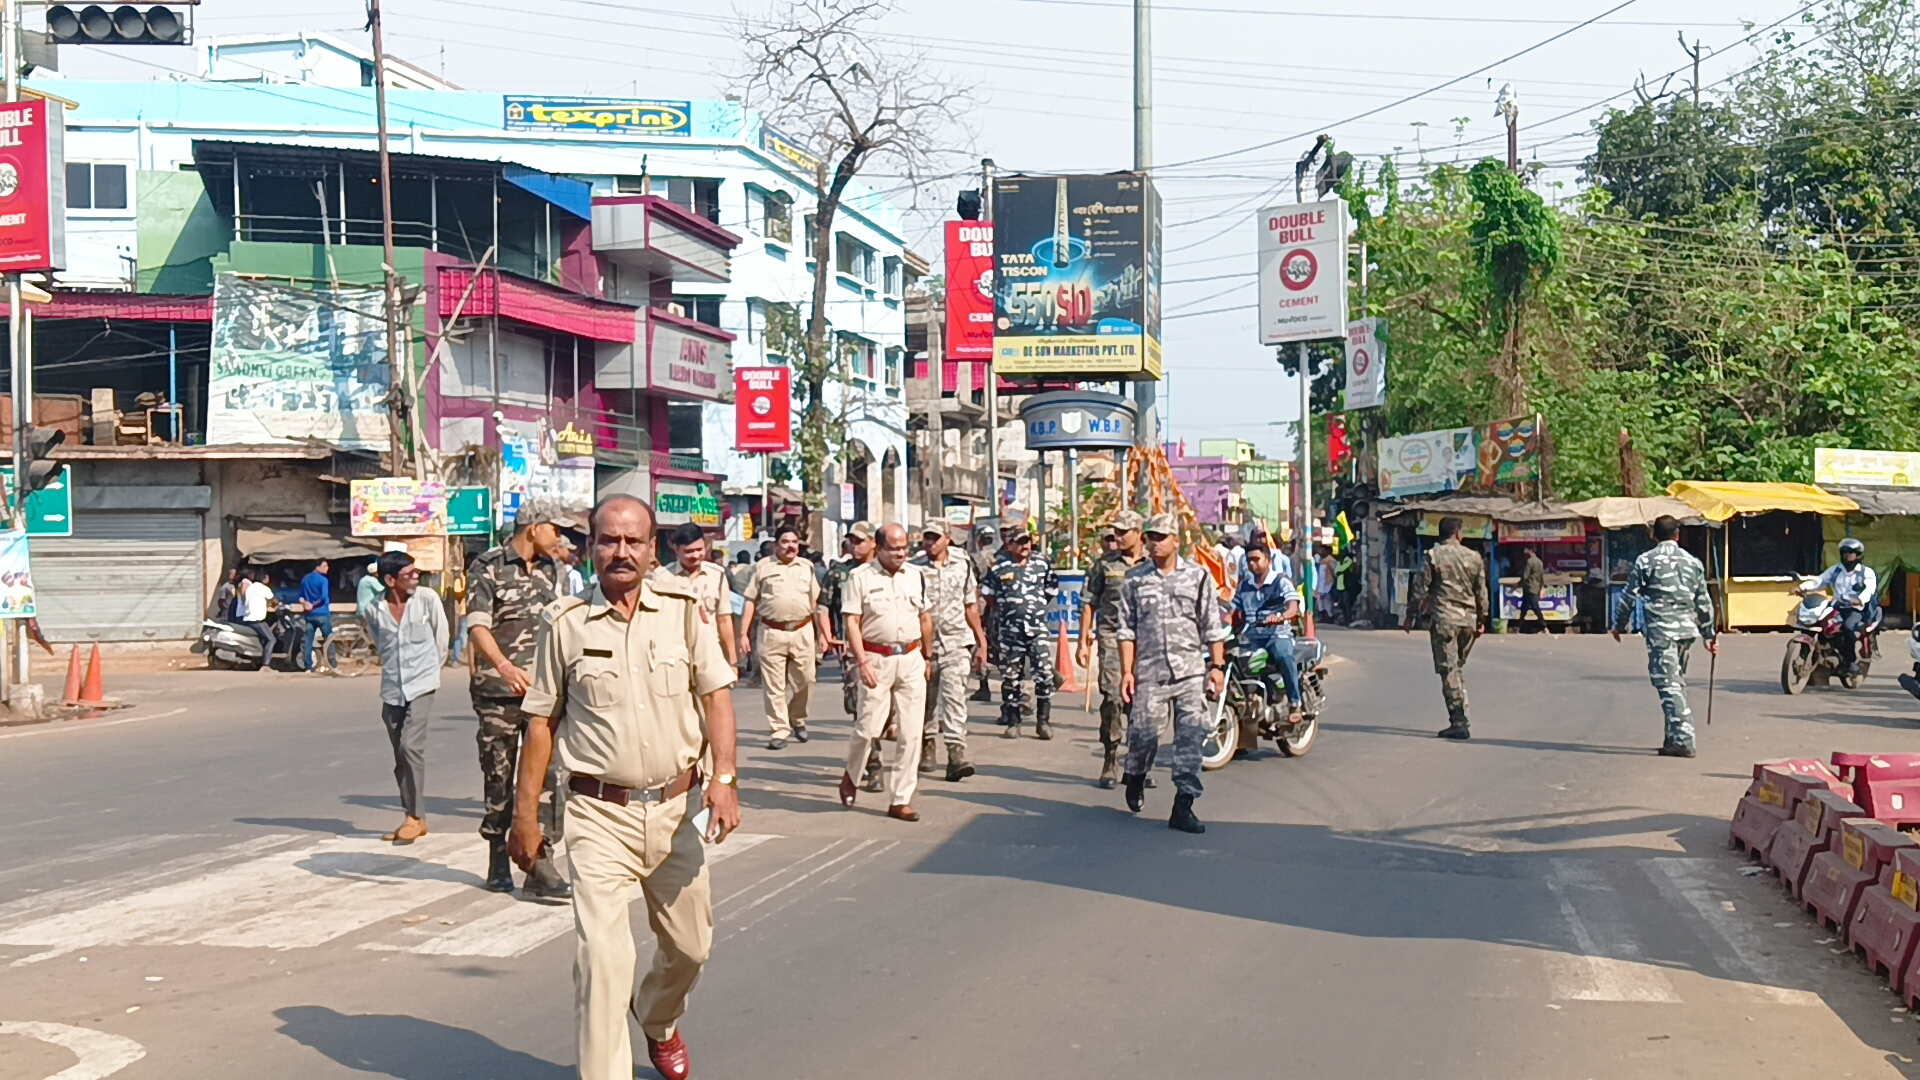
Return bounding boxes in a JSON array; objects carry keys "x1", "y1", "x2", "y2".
[{"x1": 1165, "y1": 441, "x2": 1235, "y2": 524}]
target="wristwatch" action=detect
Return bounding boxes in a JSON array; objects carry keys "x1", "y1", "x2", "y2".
[{"x1": 712, "y1": 773, "x2": 738, "y2": 789}]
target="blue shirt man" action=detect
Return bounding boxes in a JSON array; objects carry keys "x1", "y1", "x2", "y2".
[
  {"x1": 299, "y1": 560, "x2": 332, "y2": 672},
  {"x1": 1232, "y1": 545, "x2": 1303, "y2": 711}
]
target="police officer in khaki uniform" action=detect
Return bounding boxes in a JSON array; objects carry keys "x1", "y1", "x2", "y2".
[
  {"x1": 838, "y1": 523, "x2": 935, "y2": 820},
  {"x1": 649, "y1": 521, "x2": 738, "y2": 670},
  {"x1": 737, "y1": 523, "x2": 827, "y2": 749},
  {"x1": 511, "y1": 494, "x2": 740, "y2": 1080}
]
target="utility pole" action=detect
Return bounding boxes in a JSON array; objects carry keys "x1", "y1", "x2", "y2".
[
  {"x1": 368, "y1": 0, "x2": 412, "y2": 478},
  {"x1": 4, "y1": 0, "x2": 22, "y2": 699},
  {"x1": 982, "y1": 157, "x2": 1001, "y2": 519},
  {"x1": 1680, "y1": 34, "x2": 1706, "y2": 106},
  {"x1": 1496, "y1": 83, "x2": 1520, "y2": 173},
  {"x1": 1131, "y1": 0, "x2": 1157, "y2": 482},
  {"x1": 926, "y1": 285, "x2": 945, "y2": 523}
]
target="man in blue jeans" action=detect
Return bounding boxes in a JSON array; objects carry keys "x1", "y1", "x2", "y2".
[
  {"x1": 299, "y1": 559, "x2": 332, "y2": 672},
  {"x1": 1233, "y1": 544, "x2": 1303, "y2": 729}
]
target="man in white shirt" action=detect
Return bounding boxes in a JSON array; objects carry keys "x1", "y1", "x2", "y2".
[
  {"x1": 364, "y1": 549, "x2": 448, "y2": 844},
  {"x1": 239, "y1": 569, "x2": 276, "y2": 671},
  {"x1": 1804, "y1": 537, "x2": 1879, "y2": 675}
]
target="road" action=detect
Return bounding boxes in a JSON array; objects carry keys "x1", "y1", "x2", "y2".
[{"x1": 3, "y1": 629, "x2": 1920, "y2": 1079}]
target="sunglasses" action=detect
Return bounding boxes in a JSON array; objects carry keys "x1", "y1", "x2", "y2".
[{"x1": 1145, "y1": 531, "x2": 1172, "y2": 541}]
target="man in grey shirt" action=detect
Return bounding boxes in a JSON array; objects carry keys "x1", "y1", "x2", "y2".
[{"x1": 365, "y1": 549, "x2": 448, "y2": 844}]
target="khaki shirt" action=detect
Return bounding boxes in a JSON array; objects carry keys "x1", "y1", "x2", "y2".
[
  {"x1": 747, "y1": 556, "x2": 821, "y2": 624},
  {"x1": 648, "y1": 559, "x2": 730, "y2": 623},
  {"x1": 523, "y1": 579, "x2": 737, "y2": 791},
  {"x1": 912, "y1": 550, "x2": 978, "y2": 655},
  {"x1": 844, "y1": 561, "x2": 928, "y2": 646}
]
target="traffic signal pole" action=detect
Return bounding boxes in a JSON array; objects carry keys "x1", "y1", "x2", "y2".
[{"x1": 4, "y1": 0, "x2": 22, "y2": 699}]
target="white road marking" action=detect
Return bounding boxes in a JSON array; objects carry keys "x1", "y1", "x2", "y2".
[
  {"x1": 0, "y1": 1020, "x2": 145, "y2": 1080},
  {"x1": 1543, "y1": 858, "x2": 1682, "y2": 1003},
  {"x1": 1643, "y1": 857, "x2": 1820, "y2": 1006},
  {"x1": 0, "y1": 708, "x2": 187, "y2": 741}
]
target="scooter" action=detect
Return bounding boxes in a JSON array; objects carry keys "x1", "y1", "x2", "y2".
[
  {"x1": 1781, "y1": 580, "x2": 1879, "y2": 693},
  {"x1": 200, "y1": 606, "x2": 308, "y2": 671},
  {"x1": 1202, "y1": 600, "x2": 1328, "y2": 769},
  {"x1": 1896, "y1": 627, "x2": 1920, "y2": 702}
]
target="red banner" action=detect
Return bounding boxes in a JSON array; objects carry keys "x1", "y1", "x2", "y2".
[
  {"x1": 734, "y1": 366, "x2": 792, "y2": 453},
  {"x1": 0, "y1": 100, "x2": 60, "y2": 273},
  {"x1": 944, "y1": 220, "x2": 993, "y2": 361},
  {"x1": 1327, "y1": 414, "x2": 1351, "y2": 472}
]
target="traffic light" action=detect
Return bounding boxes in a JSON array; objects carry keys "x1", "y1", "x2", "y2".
[
  {"x1": 1315, "y1": 152, "x2": 1353, "y2": 198},
  {"x1": 955, "y1": 189, "x2": 982, "y2": 221},
  {"x1": 47, "y1": 4, "x2": 194, "y2": 46},
  {"x1": 26, "y1": 428, "x2": 63, "y2": 492}
]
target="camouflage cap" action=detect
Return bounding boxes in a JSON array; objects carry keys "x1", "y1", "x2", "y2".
[
  {"x1": 1143, "y1": 512, "x2": 1179, "y2": 535},
  {"x1": 847, "y1": 521, "x2": 875, "y2": 542},
  {"x1": 1001, "y1": 522, "x2": 1031, "y2": 542},
  {"x1": 516, "y1": 497, "x2": 588, "y2": 532},
  {"x1": 921, "y1": 519, "x2": 950, "y2": 538},
  {"x1": 1111, "y1": 509, "x2": 1145, "y2": 532}
]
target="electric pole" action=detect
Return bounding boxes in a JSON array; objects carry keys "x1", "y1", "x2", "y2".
[
  {"x1": 1131, "y1": 0, "x2": 1156, "y2": 478},
  {"x1": 368, "y1": 0, "x2": 412, "y2": 478},
  {"x1": 1496, "y1": 83, "x2": 1520, "y2": 173},
  {"x1": 982, "y1": 157, "x2": 1001, "y2": 519}
]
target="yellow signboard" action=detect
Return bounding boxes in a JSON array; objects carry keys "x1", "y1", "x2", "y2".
[
  {"x1": 1814, "y1": 447, "x2": 1920, "y2": 488},
  {"x1": 993, "y1": 332, "x2": 1162, "y2": 378}
]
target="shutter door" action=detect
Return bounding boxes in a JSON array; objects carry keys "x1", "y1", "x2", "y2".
[{"x1": 34, "y1": 511, "x2": 206, "y2": 642}]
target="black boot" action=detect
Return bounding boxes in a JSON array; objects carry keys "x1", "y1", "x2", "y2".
[
  {"x1": 919, "y1": 736, "x2": 937, "y2": 774},
  {"x1": 861, "y1": 746, "x2": 884, "y2": 792},
  {"x1": 1034, "y1": 700, "x2": 1054, "y2": 741},
  {"x1": 945, "y1": 741, "x2": 974, "y2": 781},
  {"x1": 525, "y1": 852, "x2": 572, "y2": 899},
  {"x1": 1437, "y1": 712, "x2": 1471, "y2": 740},
  {"x1": 1123, "y1": 772, "x2": 1145, "y2": 813},
  {"x1": 1098, "y1": 746, "x2": 1119, "y2": 789},
  {"x1": 1000, "y1": 706, "x2": 1021, "y2": 739},
  {"x1": 484, "y1": 837, "x2": 514, "y2": 893},
  {"x1": 1169, "y1": 793, "x2": 1205, "y2": 834}
]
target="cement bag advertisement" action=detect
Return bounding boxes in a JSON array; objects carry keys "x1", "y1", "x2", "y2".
[{"x1": 207, "y1": 274, "x2": 392, "y2": 451}]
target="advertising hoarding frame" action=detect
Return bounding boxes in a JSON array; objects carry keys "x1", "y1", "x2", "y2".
[
  {"x1": 1258, "y1": 199, "x2": 1350, "y2": 346},
  {"x1": 734, "y1": 367, "x2": 793, "y2": 453}
]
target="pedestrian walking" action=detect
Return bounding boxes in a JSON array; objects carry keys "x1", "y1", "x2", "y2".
[
  {"x1": 650, "y1": 522, "x2": 739, "y2": 671},
  {"x1": 238, "y1": 569, "x2": 276, "y2": 669},
  {"x1": 465, "y1": 498, "x2": 576, "y2": 897},
  {"x1": 1117, "y1": 513, "x2": 1229, "y2": 833},
  {"x1": 981, "y1": 523, "x2": 1059, "y2": 739},
  {"x1": 913, "y1": 520, "x2": 987, "y2": 782},
  {"x1": 209, "y1": 567, "x2": 240, "y2": 622},
  {"x1": 737, "y1": 523, "x2": 825, "y2": 749},
  {"x1": 298, "y1": 559, "x2": 332, "y2": 672},
  {"x1": 364, "y1": 549, "x2": 448, "y2": 844},
  {"x1": 1078, "y1": 509, "x2": 1145, "y2": 787},
  {"x1": 838, "y1": 523, "x2": 934, "y2": 820},
  {"x1": 510, "y1": 494, "x2": 741, "y2": 1080},
  {"x1": 1610, "y1": 514, "x2": 1718, "y2": 757},
  {"x1": 1517, "y1": 546, "x2": 1547, "y2": 633},
  {"x1": 1403, "y1": 516, "x2": 1489, "y2": 740}
]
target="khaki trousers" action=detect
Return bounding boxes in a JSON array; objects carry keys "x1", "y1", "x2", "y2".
[
  {"x1": 846, "y1": 649, "x2": 927, "y2": 805},
  {"x1": 759, "y1": 624, "x2": 816, "y2": 738},
  {"x1": 566, "y1": 791, "x2": 712, "y2": 1080}
]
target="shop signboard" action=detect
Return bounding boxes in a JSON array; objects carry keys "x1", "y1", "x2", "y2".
[
  {"x1": 503, "y1": 96, "x2": 691, "y2": 137},
  {"x1": 445, "y1": 486, "x2": 493, "y2": 535},
  {"x1": 1049, "y1": 570, "x2": 1085, "y2": 640},
  {"x1": 1499, "y1": 581, "x2": 1574, "y2": 622},
  {"x1": 1415, "y1": 512, "x2": 1494, "y2": 539},
  {"x1": 1, "y1": 464, "x2": 72, "y2": 536},
  {"x1": 350, "y1": 478, "x2": 448, "y2": 537},
  {"x1": 1378, "y1": 429, "x2": 1455, "y2": 499},
  {"x1": 1814, "y1": 447, "x2": 1920, "y2": 488},
  {"x1": 1343, "y1": 317, "x2": 1386, "y2": 409},
  {"x1": 0, "y1": 529, "x2": 33, "y2": 618},
  {"x1": 526, "y1": 422, "x2": 596, "y2": 514},
  {"x1": 655, "y1": 480, "x2": 721, "y2": 528},
  {"x1": 1496, "y1": 520, "x2": 1587, "y2": 543},
  {"x1": 650, "y1": 316, "x2": 729, "y2": 400},
  {"x1": 759, "y1": 122, "x2": 821, "y2": 174},
  {"x1": 498, "y1": 433, "x2": 535, "y2": 527},
  {"x1": 1473, "y1": 415, "x2": 1540, "y2": 488},
  {"x1": 1020, "y1": 390, "x2": 1137, "y2": 451},
  {"x1": 0, "y1": 98, "x2": 63, "y2": 273},
  {"x1": 1258, "y1": 199, "x2": 1349, "y2": 345},
  {"x1": 207, "y1": 275, "x2": 390, "y2": 450},
  {"x1": 945, "y1": 220, "x2": 995, "y2": 360},
  {"x1": 734, "y1": 367, "x2": 792, "y2": 452},
  {"x1": 992, "y1": 173, "x2": 1161, "y2": 378}
]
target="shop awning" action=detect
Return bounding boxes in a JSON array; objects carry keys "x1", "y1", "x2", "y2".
[
  {"x1": 1378, "y1": 495, "x2": 1579, "y2": 523},
  {"x1": 1560, "y1": 496, "x2": 1705, "y2": 529},
  {"x1": 1665, "y1": 481, "x2": 1859, "y2": 522},
  {"x1": 235, "y1": 521, "x2": 381, "y2": 563},
  {"x1": 1824, "y1": 485, "x2": 1920, "y2": 517}
]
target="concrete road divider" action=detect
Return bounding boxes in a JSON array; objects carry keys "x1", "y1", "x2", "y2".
[
  {"x1": 1768, "y1": 788, "x2": 1865, "y2": 900},
  {"x1": 1804, "y1": 818, "x2": 1916, "y2": 932},
  {"x1": 1849, "y1": 847, "x2": 1920, "y2": 989}
]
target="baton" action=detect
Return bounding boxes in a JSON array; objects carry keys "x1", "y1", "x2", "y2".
[{"x1": 1706, "y1": 645, "x2": 1716, "y2": 726}]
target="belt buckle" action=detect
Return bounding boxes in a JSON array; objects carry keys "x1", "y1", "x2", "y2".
[{"x1": 635, "y1": 785, "x2": 664, "y2": 804}]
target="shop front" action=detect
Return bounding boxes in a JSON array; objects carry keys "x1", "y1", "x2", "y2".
[
  {"x1": 1491, "y1": 518, "x2": 1596, "y2": 629},
  {"x1": 1667, "y1": 481, "x2": 1860, "y2": 630}
]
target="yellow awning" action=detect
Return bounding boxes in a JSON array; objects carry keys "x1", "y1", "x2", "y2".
[{"x1": 1665, "y1": 480, "x2": 1859, "y2": 522}]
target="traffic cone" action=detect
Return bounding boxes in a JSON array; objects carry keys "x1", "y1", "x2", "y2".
[
  {"x1": 60, "y1": 645, "x2": 82, "y2": 705},
  {"x1": 1054, "y1": 623, "x2": 1082, "y2": 693},
  {"x1": 78, "y1": 643, "x2": 105, "y2": 704}
]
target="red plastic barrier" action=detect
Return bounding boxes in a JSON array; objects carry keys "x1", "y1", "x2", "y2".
[
  {"x1": 1850, "y1": 849, "x2": 1920, "y2": 988},
  {"x1": 1768, "y1": 788, "x2": 1865, "y2": 899},
  {"x1": 1804, "y1": 819, "x2": 1916, "y2": 932},
  {"x1": 1761, "y1": 758, "x2": 1855, "y2": 804},
  {"x1": 1732, "y1": 767, "x2": 1816, "y2": 862}
]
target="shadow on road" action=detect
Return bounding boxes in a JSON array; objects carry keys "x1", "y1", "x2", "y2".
[
  {"x1": 235, "y1": 817, "x2": 368, "y2": 835},
  {"x1": 274, "y1": 1005, "x2": 571, "y2": 1079},
  {"x1": 342, "y1": 794, "x2": 486, "y2": 820}
]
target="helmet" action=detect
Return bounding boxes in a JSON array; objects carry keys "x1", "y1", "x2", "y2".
[{"x1": 1841, "y1": 537, "x2": 1865, "y2": 557}]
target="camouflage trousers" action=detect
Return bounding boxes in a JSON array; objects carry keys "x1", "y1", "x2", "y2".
[
  {"x1": 1097, "y1": 633, "x2": 1126, "y2": 750},
  {"x1": 1646, "y1": 637, "x2": 1697, "y2": 748},
  {"x1": 923, "y1": 646, "x2": 973, "y2": 745},
  {"x1": 1126, "y1": 675, "x2": 1206, "y2": 798},
  {"x1": 997, "y1": 630, "x2": 1053, "y2": 726},
  {"x1": 475, "y1": 698, "x2": 566, "y2": 843},
  {"x1": 1429, "y1": 622, "x2": 1478, "y2": 724}
]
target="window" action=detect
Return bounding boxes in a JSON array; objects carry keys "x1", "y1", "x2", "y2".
[
  {"x1": 614, "y1": 175, "x2": 647, "y2": 195},
  {"x1": 884, "y1": 347, "x2": 903, "y2": 395},
  {"x1": 671, "y1": 295, "x2": 722, "y2": 328},
  {"x1": 763, "y1": 193, "x2": 792, "y2": 243},
  {"x1": 66, "y1": 162, "x2": 128, "y2": 211},
  {"x1": 803, "y1": 213, "x2": 818, "y2": 259},
  {"x1": 883, "y1": 256, "x2": 903, "y2": 296},
  {"x1": 844, "y1": 335, "x2": 876, "y2": 384},
  {"x1": 836, "y1": 233, "x2": 876, "y2": 284},
  {"x1": 657, "y1": 177, "x2": 721, "y2": 223}
]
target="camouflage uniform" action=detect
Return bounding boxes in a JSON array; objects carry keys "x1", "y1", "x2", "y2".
[
  {"x1": 913, "y1": 545, "x2": 979, "y2": 749},
  {"x1": 1612, "y1": 539, "x2": 1717, "y2": 750},
  {"x1": 1410, "y1": 539, "x2": 1489, "y2": 729},
  {"x1": 969, "y1": 541, "x2": 1001, "y2": 700},
  {"x1": 981, "y1": 546, "x2": 1059, "y2": 729},
  {"x1": 1117, "y1": 553, "x2": 1229, "y2": 797},
  {"x1": 465, "y1": 544, "x2": 566, "y2": 845},
  {"x1": 824, "y1": 552, "x2": 871, "y2": 718},
  {"x1": 1084, "y1": 545, "x2": 1145, "y2": 754}
]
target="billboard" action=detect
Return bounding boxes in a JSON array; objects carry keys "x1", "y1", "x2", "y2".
[
  {"x1": 503, "y1": 97, "x2": 691, "y2": 137},
  {"x1": 944, "y1": 220, "x2": 994, "y2": 361},
  {"x1": 350, "y1": 478, "x2": 448, "y2": 537},
  {"x1": 1258, "y1": 200, "x2": 1350, "y2": 344},
  {"x1": 992, "y1": 173, "x2": 1161, "y2": 378},
  {"x1": 1378, "y1": 428, "x2": 1476, "y2": 500},
  {"x1": 1344, "y1": 317, "x2": 1386, "y2": 410},
  {"x1": 1472, "y1": 415, "x2": 1541, "y2": 488},
  {"x1": 207, "y1": 274, "x2": 391, "y2": 450},
  {"x1": 0, "y1": 530, "x2": 33, "y2": 619},
  {"x1": 0, "y1": 99, "x2": 63, "y2": 273},
  {"x1": 1815, "y1": 447, "x2": 1920, "y2": 488},
  {"x1": 734, "y1": 367, "x2": 792, "y2": 452}
]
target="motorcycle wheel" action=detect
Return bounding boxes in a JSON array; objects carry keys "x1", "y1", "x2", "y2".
[
  {"x1": 1281, "y1": 681, "x2": 1323, "y2": 757},
  {"x1": 326, "y1": 635, "x2": 376, "y2": 678},
  {"x1": 1781, "y1": 641, "x2": 1813, "y2": 695},
  {"x1": 1201, "y1": 680, "x2": 1240, "y2": 771}
]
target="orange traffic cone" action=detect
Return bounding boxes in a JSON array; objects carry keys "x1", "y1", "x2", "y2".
[
  {"x1": 1054, "y1": 623, "x2": 1082, "y2": 693},
  {"x1": 60, "y1": 644, "x2": 83, "y2": 705},
  {"x1": 78, "y1": 643, "x2": 105, "y2": 704}
]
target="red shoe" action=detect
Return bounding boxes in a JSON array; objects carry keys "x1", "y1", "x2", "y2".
[
  {"x1": 647, "y1": 1031, "x2": 691, "y2": 1080},
  {"x1": 838, "y1": 772, "x2": 857, "y2": 808}
]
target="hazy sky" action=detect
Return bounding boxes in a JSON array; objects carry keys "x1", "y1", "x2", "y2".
[{"x1": 51, "y1": 0, "x2": 1814, "y2": 458}]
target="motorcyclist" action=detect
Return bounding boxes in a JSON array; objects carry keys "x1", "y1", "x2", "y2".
[
  {"x1": 1801, "y1": 537, "x2": 1878, "y2": 676},
  {"x1": 1232, "y1": 544, "x2": 1304, "y2": 723}
]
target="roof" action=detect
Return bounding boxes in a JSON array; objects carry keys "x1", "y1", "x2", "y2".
[
  {"x1": 1559, "y1": 496, "x2": 1705, "y2": 529},
  {"x1": 1378, "y1": 494, "x2": 1581, "y2": 524},
  {"x1": 1665, "y1": 481, "x2": 1859, "y2": 522},
  {"x1": 53, "y1": 444, "x2": 333, "y2": 461},
  {"x1": 1824, "y1": 485, "x2": 1920, "y2": 517}
]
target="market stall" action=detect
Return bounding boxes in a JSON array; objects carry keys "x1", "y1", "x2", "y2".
[
  {"x1": 1666, "y1": 481, "x2": 1859, "y2": 630},
  {"x1": 1822, "y1": 485, "x2": 1920, "y2": 625},
  {"x1": 1377, "y1": 495, "x2": 1592, "y2": 629},
  {"x1": 1561, "y1": 496, "x2": 1711, "y2": 632}
]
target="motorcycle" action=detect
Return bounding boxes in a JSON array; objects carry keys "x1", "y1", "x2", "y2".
[
  {"x1": 1780, "y1": 579, "x2": 1880, "y2": 694},
  {"x1": 200, "y1": 605, "x2": 309, "y2": 672},
  {"x1": 1898, "y1": 627, "x2": 1920, "y2": 702},
  {"x1": 1202, "y1": 605, "x2": 1327, "y2": 769}
]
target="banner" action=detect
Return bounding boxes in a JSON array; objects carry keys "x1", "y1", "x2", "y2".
[
  {"x1": 1327, "y1": 414, "x2": 1351, "y2": 472},
  {"x1": 1343, "y1": 317, "x2": 1386, "y2": 409},
  {"x1": 526, "y1": 422, "x2": 596, "y2": 514},
  {"x1": 944, "y1": 220, "x2": 994, "y2": 361},
  {"x1": 0, "y1": 530, "x2": 33, "y2": 619},
  {"x1": 992, "y1": 173, "x2": 1161, "y2": 378},
  {"x1": 655, "y1": 480, "x2": 721, "y2": 528},
  {"x1": 1473, "y1": 415, "x2": 1541, "y2": 489},
  {"x1": 1378, "y1": 430, "x2": 1455, "y2": 499},
  {"x1": 503, "y1": 97, "x2": 690, "y2": 137},
  {"x1": 207, "y1": 275, "x2": 391, "y2": 450},
  {"x1": 350, "y1": 478, "x2": 448, "y2": 537},
  {"x1": 0, "y1": 99, "x2": 62, "y2": 273},
  {"x1": 1258, "y1": 200, "x2": 1349, "y2": 345},
  {"x1": 1815, "y1": 447, "x2": 1920, "y2": 488},
  {"x1": 735, "y1": 367, "x2": 792, "y2": 452}
]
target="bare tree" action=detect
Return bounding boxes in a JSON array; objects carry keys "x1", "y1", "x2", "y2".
[{"x1": 734, "y1": 0, "x2": 973, "y2": 504}]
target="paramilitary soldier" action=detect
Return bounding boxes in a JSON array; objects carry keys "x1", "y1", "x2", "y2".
[
  {"x1": 1611, "y1": 514, "x2": 1718, "y2": 757},
  {"x1": 981, "y1": 523, "x2": 1059, "y2": 738},
  {"x1": 914, "y1": 520, "x2": 988, "y2": 782},
  {"x1": 1117, "y1": 513, "x2": 1229, "y2": 834},
  {"x1": 1403, "y1": 515, "x2": 1490, "y2": 740},
  {"x1": 1078, "y1": 509, "x2": 1146, "y2": 787},
  {"x1": 465, "y1": 495, "x2": 575, "y2": 898},
  {"x1": 821, "y1": 522, "x2": 878, "y2": 721}
]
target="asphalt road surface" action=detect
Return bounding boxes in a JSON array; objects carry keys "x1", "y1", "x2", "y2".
[{"x1": 4, "y1": 629, "x2": 1920, "y2": 1079}]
